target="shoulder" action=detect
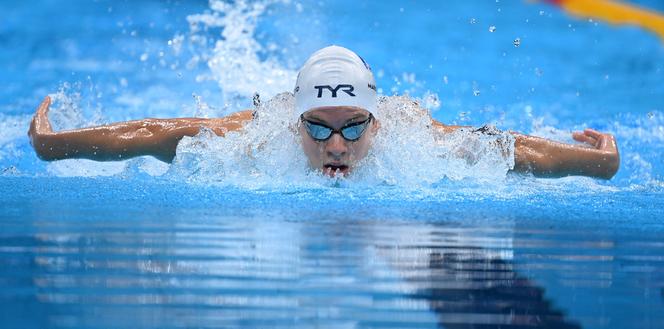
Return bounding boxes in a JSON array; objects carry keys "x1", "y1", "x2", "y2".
[
  {"x1": 224, "y1": 110, "x2": 254, "y2": 121},
  {"x1": 431, "y1": 119, "x2": 468, "y2": 134}
]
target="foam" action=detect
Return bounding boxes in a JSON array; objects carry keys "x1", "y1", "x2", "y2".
[
  {"x1": 164, "y1": 0, "x2": 517, "y2": 189},
  {"x1": 184, "y1": 0, "x2": 297, "y2": 112},
  {"x1": 0, "y1": 114, "x2": 30, "y2": 163},
  {"x1": 168, "y1": 93, "x2": 516, "y2": 189}
]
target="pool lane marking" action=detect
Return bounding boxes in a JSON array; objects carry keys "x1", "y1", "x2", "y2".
[{"x1": 545, "y1": 0, "x2": 664, "y2": 41}]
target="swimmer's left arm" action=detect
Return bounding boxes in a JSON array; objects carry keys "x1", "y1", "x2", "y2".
[
  {"x1": 511, "y1": 129, "x2": 620, "y2": 179},
  {"x1": 430, "y1": 118, "x2": 619, "y2": 179}
]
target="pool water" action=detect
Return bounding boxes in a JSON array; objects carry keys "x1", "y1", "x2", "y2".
[{"x1": 1, "y1": 0, "x2": 664, "y2": 328}]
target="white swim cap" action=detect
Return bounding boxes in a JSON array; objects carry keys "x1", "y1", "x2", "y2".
[{"x1": 294, "y1": 45, "x2": 377, "y2": 118}]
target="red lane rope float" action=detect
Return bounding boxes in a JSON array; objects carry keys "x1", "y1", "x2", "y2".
[{"x1": 544, "y1": 0, "x2": 664, "y2": 41}]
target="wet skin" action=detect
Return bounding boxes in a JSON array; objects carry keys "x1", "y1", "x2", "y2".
[
  {"x1": 298, "y1": 106, "x2": 379, "y2": 178},
  {"x1": 28, "y1": 96, "x2": 619, "y2": 179}
]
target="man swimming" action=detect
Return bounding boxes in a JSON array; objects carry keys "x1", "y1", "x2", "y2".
[{"x1": 28, "y1": 46, "x2": 620, "y2": 179}]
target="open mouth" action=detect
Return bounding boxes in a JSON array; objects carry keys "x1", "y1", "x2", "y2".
[{"x1": 323, "y1": 164, "x2": 350, "y2": 177}]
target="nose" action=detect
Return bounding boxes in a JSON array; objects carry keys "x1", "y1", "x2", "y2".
[{"x1": 325, "y1": 133, "x2": 348, "y2": 159}]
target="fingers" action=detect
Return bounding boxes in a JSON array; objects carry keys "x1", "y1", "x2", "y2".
[
  {"x1": 600, "y1": 133, "x2": 618, "y2": 152},
  {"x1": 37, "y1": 96, "x2": 51, "y2": 117},
  {"x1": 572, "y1": 131, "x2": 597, "y2": 146},
  {"x1": 598, "y1": 135, "x2": 608, "y2": 150},
  {"x1": 574, "y1": 128, "x2": 617, "y2": 152},
  {"x1": 31, "y1": 96, "x2": 53, "y2": 134},
  {"x1": 583, "y1": 128, "x2": 603, "y2": 140},
  {"x1": 585, "y1": 128, "x2": 618, "y2": 151}
]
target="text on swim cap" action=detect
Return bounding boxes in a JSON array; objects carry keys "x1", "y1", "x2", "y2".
[{"x1": 314, "y1": 84, "x2": 355, "y2": 98}]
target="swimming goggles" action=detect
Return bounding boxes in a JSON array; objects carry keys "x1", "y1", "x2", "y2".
[{"x1": 300, "y1": 113, "x2": 373, "y2": 142}]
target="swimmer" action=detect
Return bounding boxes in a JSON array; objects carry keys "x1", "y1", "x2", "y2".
[{"x1": 28, "y1": 46, "x2": 620, "y2": 179}]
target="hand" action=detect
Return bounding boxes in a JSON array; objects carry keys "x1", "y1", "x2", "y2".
[
  {"x1": 28, "y1": 96, "x2": 58, "y2": 160},
  {"x1": 28, "y1": 96, "x2": 54, "y2": 145},
  {"x1": 572, "y1": 128, "x2": 620, "y2": 178}
]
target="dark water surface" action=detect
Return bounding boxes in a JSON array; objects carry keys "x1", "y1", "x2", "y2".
[{"x1": 1, "y1": 177, "x2": 663, "y2": 328}]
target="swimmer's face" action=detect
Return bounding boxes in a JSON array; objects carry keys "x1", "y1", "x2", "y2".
[{"x1": 298, "y1": 106, "x2": 378, "y2": 177}]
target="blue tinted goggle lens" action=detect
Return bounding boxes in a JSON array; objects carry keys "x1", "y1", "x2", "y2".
[{"x1": 302, "y1": 114, "x2": 373, "y2": 142}]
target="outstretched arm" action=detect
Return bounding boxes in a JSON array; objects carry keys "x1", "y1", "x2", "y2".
[
  {"x1": 433, "y1": 120, "x2": 620, "y2": 179},
  {"x1": 512, "y1": 129, "x2": 619, "y2": 179},
  {"x1": 28, "y1": 96, "x2": 253, "y2": 163}
]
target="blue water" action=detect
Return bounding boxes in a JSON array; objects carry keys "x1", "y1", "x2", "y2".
[{"x1": 1, "y1": 0, "x2": 664, "y2": 328}]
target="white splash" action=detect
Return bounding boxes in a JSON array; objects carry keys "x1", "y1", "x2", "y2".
[
  {"x1": 169, "y1": 93, "x2": 516, "y2": 188},
  {"x1": 0, "y1": 114, "x2": 30, "y2": 162},
  {"x1": 168, "y1": 92, "x2": 317, "y2": 189},
  {"x1": 355, "y1": 95, "x2": 515, "y2": 186},
  {"x1": 167, "y1": 1, "x2": 515, "y2": 188},
  {"x1": 185, "y1": 0, "x2": 297, "y2": 111},
  {"x1": 48, "y1": 82, "x2": 104, "y2": 131}
]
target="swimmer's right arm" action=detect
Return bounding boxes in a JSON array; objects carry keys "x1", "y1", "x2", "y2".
[{"x1": 28, "y1": 96, "x2": 253, "y2": 163}]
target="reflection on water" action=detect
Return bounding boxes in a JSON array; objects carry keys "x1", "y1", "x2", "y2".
[
  {"x1": 375, "y1": 224, "x2": 581, "y2": 329},
  {"x1": 422, "y1": 253, "x2": 580, "y2": 328},
  {"x1": 1, "y1": 211, "x2": 663, "y2": 328}
]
